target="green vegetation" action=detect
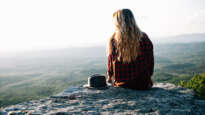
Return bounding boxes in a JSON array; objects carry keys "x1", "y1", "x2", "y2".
[
  {"x1": 179, "y1": 73, "x2": 205, "y2": 99},
  {"x1": 152, "y1": 72, "x2": 193, "y2": 85},
  {"x1": 0, "y1": 79, "x2": 87, "y2": 107},
  {"x1": 153, "y1": 42, "x2": 205, "y2": 85}
]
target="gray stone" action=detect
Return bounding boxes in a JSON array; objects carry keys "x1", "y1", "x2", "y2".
[
  {"x1": 53, "y1": 112, "x2": 69, "y2": 115},
  {"x1": 8, "y1": 111, "x2": 25, "y2": 115},
  {"x1": 0, "y1": 111, "x2": 8, "y2": 115},
  {"x1": 1, "y1": 83, "x2": 204, "y2": 115},
  {"x1": 5, "y1": 107, "x2": 21, "y2": 112},
  {"x1": 30, "y1": 112, "x2": 43, "y2": 115},
  {"x1": 195, "y1": 99, "x2": 205, "y2": 106}
]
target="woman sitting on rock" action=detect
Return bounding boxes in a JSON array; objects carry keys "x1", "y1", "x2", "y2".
[{"x1": 107, "y1": 9, "x2": 154, "y2": 90}]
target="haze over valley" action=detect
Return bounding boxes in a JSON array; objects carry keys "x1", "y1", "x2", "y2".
[{"x1": 0, "y1": 33, "x2": 205, "y2": 107}]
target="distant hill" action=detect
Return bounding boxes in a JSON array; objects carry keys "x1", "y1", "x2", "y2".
[{"x1": 154, "y1": 33, "x2": 205, "y2": 44}]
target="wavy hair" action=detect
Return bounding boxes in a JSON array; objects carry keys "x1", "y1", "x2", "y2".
[{"x1": 109, "y1": 9, "x2": 142, "y2": 63}]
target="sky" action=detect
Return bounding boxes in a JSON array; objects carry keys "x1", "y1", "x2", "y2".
[{"x1": 0, "y1": 0, "x2": 205, "y2": 52}]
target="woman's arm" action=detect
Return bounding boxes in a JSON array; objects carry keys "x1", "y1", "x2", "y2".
[
  {"x1": 145, "y1": 33, "x2": 154, "y2": 77},
  {"x1": 107, "y1": 36, "x2": 115, "y2": 83},
  {"x1": 149, "y1": 47, "x2": 154, "y2": 76},
  {"x1": 107, "y1": 54, "x2": 113, "y2": 83}
]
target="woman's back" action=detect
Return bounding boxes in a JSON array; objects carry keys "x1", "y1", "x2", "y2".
[{"x1": 108, "y1": 32, "x2": 154, "y2": 90}]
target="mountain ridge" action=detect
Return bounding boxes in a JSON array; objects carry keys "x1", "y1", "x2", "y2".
[{"x1": 153, "y1": 33, "x2": 205, "y2": 44}]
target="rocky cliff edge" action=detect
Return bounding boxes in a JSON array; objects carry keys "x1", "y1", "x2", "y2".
[{"x1": 1, "y1": 83, "x2": 205, "y2": 115}]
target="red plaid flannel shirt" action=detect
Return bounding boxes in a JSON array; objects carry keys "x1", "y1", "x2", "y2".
[{"x1": 107, "y1": 32, "x2": 154, "y2": 89}]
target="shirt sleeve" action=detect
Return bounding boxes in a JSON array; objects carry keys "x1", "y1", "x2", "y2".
[
  {"x1": 145, "y1": 34, "x2": 154, "y2": 77},
  {"x1": 107, "y1": 54, "x2": 113, "y2": 78},
  {"x1": 107, "y1": 36, "x2": 115, "y2": 78},
  {"x1": 148, "y1": 45, "x2": 154, "y2": 76}
]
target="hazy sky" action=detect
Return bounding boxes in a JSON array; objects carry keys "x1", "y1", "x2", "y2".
[{"x1": 0, "y1": 0, "x2": 205, "y2": 52}]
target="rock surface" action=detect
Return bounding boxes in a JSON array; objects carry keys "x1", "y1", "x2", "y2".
[{"x1": 1, "y1": 83, "x2": 205, "y2": 115}]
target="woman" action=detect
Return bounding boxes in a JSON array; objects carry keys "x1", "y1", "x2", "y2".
[{"x1": 107, "y1": 9, "x2": 154, "y2": 90}]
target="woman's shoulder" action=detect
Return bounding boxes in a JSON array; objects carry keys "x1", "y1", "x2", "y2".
[
  {"x1": 109, "y1": 33, "x2": 116, "y2": 47},
  {"x1": 140, "y1": 32, "x2": 153, "y2": 49},
  {"x1": 108, "y1": 33, "x2": 116, "y2": 55},
  {"x1": 141, "y1": 32, "x2": 151, "y2": 42},
  {"x1": 141, "y1": 32, "x2": 149, "y2": 39},
  {"x1": 109, "y1": 33, "x2": 116, "y2": 42}
]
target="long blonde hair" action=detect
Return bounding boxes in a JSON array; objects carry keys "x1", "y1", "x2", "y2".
[{"x1": 109, "y1": 9, "x2": 142, "y2": 63}]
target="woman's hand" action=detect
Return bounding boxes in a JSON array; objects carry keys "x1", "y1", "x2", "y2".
[{"x1": 107, "y1": 76, "x2": 112, "y2": 83}]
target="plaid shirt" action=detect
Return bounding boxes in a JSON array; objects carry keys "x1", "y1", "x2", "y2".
[{"x1": 107, "y1": 32, "x2": 154, "y2": 90}]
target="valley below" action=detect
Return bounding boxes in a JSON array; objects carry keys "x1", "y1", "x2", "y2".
[{"x1": 0, "y1": 41, "x2": 205, "y2": 107}]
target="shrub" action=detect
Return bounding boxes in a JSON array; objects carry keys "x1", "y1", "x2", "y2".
[{"x1": 179, "y1": 74, "x2": 205, "y2": 99}]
